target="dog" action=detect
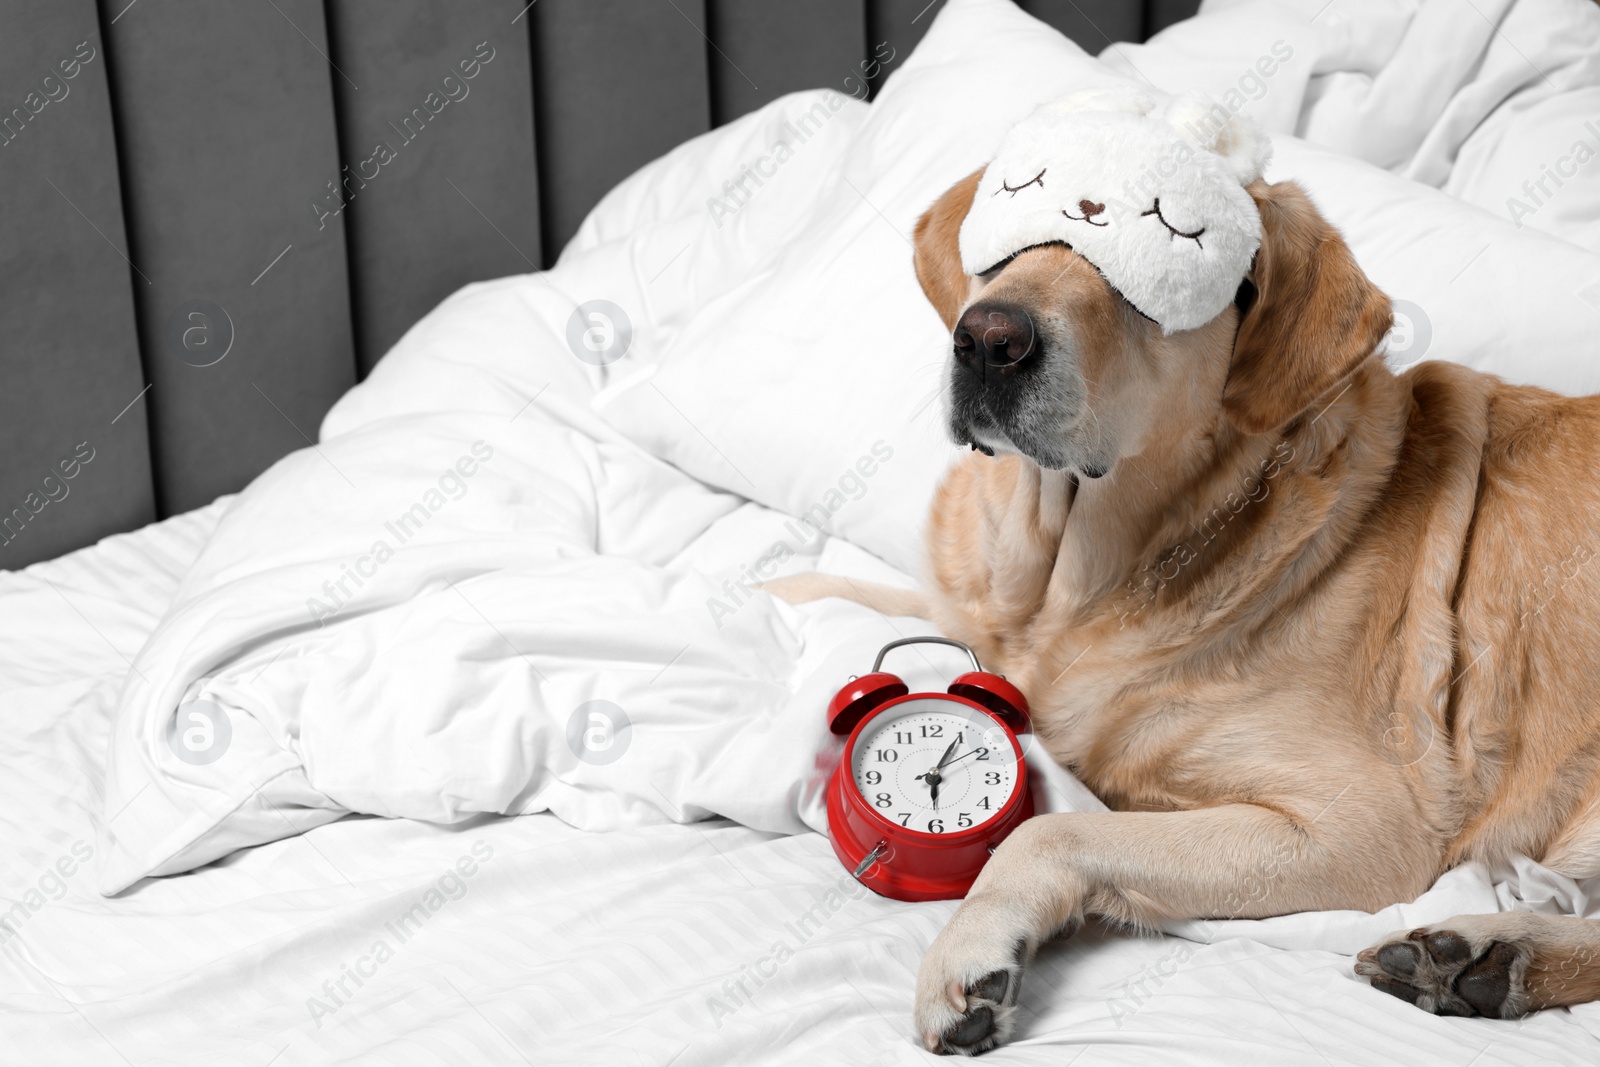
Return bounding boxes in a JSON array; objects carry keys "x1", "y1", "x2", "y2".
[{"x1": 769, "y1": 168, "x2": 1600, "y2": 1054}]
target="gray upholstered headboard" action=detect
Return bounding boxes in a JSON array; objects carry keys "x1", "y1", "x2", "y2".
[{"x1": 0, "y1": 0, "x2": 1197, "y2": 568}]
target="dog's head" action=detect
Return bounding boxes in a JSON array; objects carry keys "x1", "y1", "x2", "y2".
[{"x1": 914, "y1": 169, "x2": 1393, "y2": 475}]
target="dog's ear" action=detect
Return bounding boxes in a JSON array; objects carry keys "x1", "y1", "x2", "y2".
[
  {"x1": 913, "y1": 168, "x2": 985, "y2": 331},
  {"x1": 1222, "y1": 180, "x2": 1392, "y2": 435}
]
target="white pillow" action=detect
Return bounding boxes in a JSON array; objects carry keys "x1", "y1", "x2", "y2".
[
  {"x1": 592, "y1": 0, "x2": 1127, "y2": 575},
  {"x1": 589, "y1": 0, "x2": 1600, "y2": 577},
  {"x1": 1266, "y1": 135, "x2": 1600, "y2": 395}
]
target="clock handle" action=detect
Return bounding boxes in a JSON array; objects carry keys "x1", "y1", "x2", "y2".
[{"x1": 871, "y1": 636, "x2": 983, "y2": 674}]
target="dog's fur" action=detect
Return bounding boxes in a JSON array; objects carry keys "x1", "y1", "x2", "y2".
[{"x1": 769, "y1": 169, "x2": 1600, "y2": 1054}]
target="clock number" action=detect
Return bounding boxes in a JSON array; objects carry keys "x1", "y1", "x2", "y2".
[
  {"x1": 975, "y1": 747, "x2": 990, "y2": 760},
  {"x1": 895, "y1": 731, "x2": 913, "y2": 744},
  {"x1": 920, "y1": 724, "x2": 943, "y2": 738},
  {"x1": 896, "y1": 813, "x2": 911, "y2": 826},
  {"x1": 984, "y1": 771, "x2": 1001, "y2": 785},
  {"x1": 864, "y1": 770, "x2": 881, "y2": 785},
  {"x1": 927, "y1": 819, "x2": 945, "y2": 834},
  {"x1": 875, "y1": 792, "x2": 892, "y2": 808},
  {"x1": 977, "y1": 796, "x2": 991, "y2": 809},
  {"x1": 958, "y1": 812, "x2": 973, "y2": 828},
  {"x1": 876, "y1": 749, "x2": 898, "y2": 762}
]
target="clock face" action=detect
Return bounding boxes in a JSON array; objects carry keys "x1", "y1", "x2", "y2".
[{"x1": 849, "y1": 697, "x2": 1022, "y2": 836}]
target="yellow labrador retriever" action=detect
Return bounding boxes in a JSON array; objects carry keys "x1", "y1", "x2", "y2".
[{"x1": 772, "y1": 169, "x2": 1600, "y2": 1054}]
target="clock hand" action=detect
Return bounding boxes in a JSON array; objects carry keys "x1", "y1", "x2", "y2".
[
  {"x1": 918, "y1": 739, "x2": 960, "y2": 809},
  {"x1": 940, "y1": 750, "x2": 981, "y2": 770},
  {"x1": 916, "y1": 740, "x2": 959, "y2": 783}
]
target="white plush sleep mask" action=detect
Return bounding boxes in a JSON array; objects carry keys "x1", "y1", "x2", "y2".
[{"x1": 959, "y1": 88, "x2": 1271, "y2": 335}]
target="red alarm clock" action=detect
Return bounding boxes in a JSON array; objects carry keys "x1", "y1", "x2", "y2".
[{"x1": 825, "y1": 637, "x2": 1033, "y2": 901}]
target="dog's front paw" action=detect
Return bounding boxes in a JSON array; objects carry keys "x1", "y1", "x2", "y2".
[
  {"x1": 1355, "y1": 922, "x2": 1531, "y2": 1018},
  {"x1": 915, "y1": 901, "x2": 1046, "y2": 1055}
]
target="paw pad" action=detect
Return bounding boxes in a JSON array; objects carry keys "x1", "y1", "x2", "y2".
[
  {"x1": 1376, "y1": 942, "x2": 1420, "y2": 979},
  {"x1": 1458, "y1": 941, "x2": 1519, "y2": 1018},
  {"x1": 1420, "y1": 929, "x2": 1472, "y2": 966},
  {"x1": 968, "y1": 970, "x2": 1010, "y2": 1005},
  {"x1": 947, "y1": 1005, "x2": 995, "y2": 1048}
]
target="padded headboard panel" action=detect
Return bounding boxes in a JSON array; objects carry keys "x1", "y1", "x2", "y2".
[{"x1": 0, "y1": 0, "x2": 1198, "y2": 568}]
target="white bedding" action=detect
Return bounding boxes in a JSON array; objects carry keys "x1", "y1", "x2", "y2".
[
  {"x1": 5, "y1": 513, "x2": 1600, "y2": 1065},
  {"x1": 11, "y1": 0, "x2": 1600, "y2": 1062}
]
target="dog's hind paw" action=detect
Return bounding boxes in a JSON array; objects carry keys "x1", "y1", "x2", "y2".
[{"x1": 1355, "y1": 923, "x2": 1531, "y2": 1019}]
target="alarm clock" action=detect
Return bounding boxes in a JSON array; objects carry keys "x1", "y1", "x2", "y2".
[{"x1": 824, "y1": 636, "x2": 1033, "y2": 901}]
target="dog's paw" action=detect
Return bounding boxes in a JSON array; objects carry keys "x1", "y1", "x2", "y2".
[
  {"x1": 1355, "y1": 923, "x2": 1531, "y2": 1019},
  {"x1": 915, "y1": 901, "x2": 1057, "y2": 1056},
  {"x1": 915, "y1": 941, "x2": 1024, "y2": 1055}
]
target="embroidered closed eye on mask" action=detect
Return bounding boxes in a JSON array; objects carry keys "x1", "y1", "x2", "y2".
[{"x1": 958, "y1": 88, "x2": 1271, "y2": 335}]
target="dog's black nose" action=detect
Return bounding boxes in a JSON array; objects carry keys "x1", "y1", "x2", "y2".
[{"x1": 953, "y1": 303, "x2": 1037, "y2": 377}]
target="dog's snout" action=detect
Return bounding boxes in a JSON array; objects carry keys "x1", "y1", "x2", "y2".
[{"x1": 953, "y1": 303, "x2": 1037, "y2": 377}]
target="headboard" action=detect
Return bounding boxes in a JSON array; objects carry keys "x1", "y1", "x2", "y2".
[{"x1": 0, "y1": 0, "x2": 1197, "y2": 568}]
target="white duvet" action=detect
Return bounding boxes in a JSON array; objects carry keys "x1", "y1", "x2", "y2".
[{"x1": 81, "y1": 0, "x2": 1600, "y2": 1060}]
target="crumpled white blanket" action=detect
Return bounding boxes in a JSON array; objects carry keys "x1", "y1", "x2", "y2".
[{"x1": 92, "y1": 234, "x2": 1104, "y2": 894}]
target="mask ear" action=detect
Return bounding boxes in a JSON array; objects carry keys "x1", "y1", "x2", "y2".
[
  {"x1": 913, "y1": 168, "x2": 985, "y2": 331},
  {"x1": 1222, "y1": 180, "x2": 1393, "y2": 435}
]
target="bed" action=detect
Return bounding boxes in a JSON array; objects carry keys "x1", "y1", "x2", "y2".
[{"x1": 9, "y1": 0, "x2": 1600, "y2": 1063}]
